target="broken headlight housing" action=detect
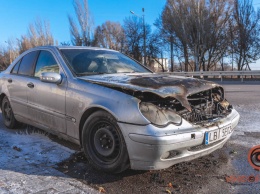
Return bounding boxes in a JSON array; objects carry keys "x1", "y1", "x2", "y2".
[{"x1": 139, "y1": 102, "x2": 182, "y2": 126}]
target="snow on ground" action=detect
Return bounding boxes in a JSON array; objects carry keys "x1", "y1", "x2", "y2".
[
  {"x1": 0, "y1": 125, "x2": 75, "y2": 168},
  {"x1": 0, "y1": 114, "x2": 97, "y2": 193},
  {"x1": 234, "y1": 105, "x2": 260, "y2": 133},
  {"x1": 228, "y1": 104, "x2": 260, "y2": 148}
]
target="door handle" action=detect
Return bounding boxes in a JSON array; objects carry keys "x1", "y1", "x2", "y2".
[
  {"x1": 27, "y1": 82, "x2": 34, "y2": 88},
  {"x1": 7, "y1": 78, "x2": 12, "y2": 83}
]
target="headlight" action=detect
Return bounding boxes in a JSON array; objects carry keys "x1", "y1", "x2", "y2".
[{"x1": 139, "y1": 102, "x2": 182, "y2": 126}]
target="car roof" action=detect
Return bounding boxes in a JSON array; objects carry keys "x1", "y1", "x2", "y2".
[{"x1": 28, "y1": 45, "x2": 118, "y2": 52}]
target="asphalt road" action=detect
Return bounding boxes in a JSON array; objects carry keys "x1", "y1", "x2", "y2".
[
  {"x1": 1, "y1": 81, "x2": 260, "y2": 194},
  {"x1": 197, "y1": 81, "x2": 260, "y2": 193}
]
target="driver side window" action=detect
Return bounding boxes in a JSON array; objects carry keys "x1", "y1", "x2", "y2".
[{"x1": 34, "y1": 50, "x2": 59, "y2": 77}]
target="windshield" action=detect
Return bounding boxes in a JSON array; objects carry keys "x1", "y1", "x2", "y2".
[{"x1": 60, "y1": 49, "x2": 151, "y2": 76}]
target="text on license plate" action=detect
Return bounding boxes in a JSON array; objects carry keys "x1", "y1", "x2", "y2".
[{"x1": 205, "y1": 125, "x2": 233, "y2": 145}]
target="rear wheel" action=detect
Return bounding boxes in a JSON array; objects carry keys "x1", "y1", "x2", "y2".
[
  {"x1": 82, "y1": 110, "x2": 129, "y2": 173},
  {"x1": 1, "y1": 96, "x2": 19, "y2": 129}
]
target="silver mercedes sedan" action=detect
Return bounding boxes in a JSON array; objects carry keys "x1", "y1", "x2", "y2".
[{"x1": 0, "y1": 46, "x2": 239, "y2": 173}]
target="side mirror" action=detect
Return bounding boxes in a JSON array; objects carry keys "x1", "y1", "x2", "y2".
[{"x1": 40, "y1": 72, "x2": 62, "y2": 84}]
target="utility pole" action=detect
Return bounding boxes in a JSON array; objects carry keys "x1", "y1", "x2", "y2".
[
  {"x1": 195, "y1": 2, "x2": 200, "y2": 72},
  {"x1": 194, "y1": 25, "x2": 199, "y2": 72},
  {"x1": 142, "y1": 8, "x2": 146, "y2": 66},
  {"x1": 170, "y1": 35, "x2": 174, "y2": 72}
]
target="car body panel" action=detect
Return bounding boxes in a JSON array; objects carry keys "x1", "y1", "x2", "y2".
[
  {"x1": 64, "y1": 78, "x2": 149, "y2": 141},
  {"x1": 6, "y1": 74, "x2": 29, "y2": 119},
  {"x1": 118, "y1": 109, "x2": 239, "y2": 170},
  {"x1": 27, "y1": 77, "x2": 67, "y2": 133},
  {"x1": 79, "y1": 73, "x2": 220, "y2": 112}
]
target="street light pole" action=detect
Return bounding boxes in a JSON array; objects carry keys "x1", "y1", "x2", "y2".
[
  {"x1": 142, "y1": 8, "x2": 146, "y2": 66},
  {"x1": 130, "y1": 8, "x2": 147, "y2": 66}
]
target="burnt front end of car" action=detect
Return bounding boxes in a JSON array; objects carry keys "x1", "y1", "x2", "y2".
[
  {"x1": 82, "y1": 74, "x2": 240, "y2": 170},
  {"x1": 119, "y1": 81, "x2": 239, "y2": 170},
  {"x1": 139, "y1": 86, "x2": 233, "y2": 127}
]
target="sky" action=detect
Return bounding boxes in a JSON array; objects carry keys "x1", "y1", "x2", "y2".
[
  {"x1": 0, "y1": 0, "x2": 260, "y2": 69},
  {"x1": 0, "y1": 0, "x2": 166, "y2": 45}
]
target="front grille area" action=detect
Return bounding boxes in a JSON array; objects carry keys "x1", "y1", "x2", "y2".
[
  {"x1": 177, "y1": 87, "x2": 232, "y2": 124},
  {"x1": 188, "y1": 139, "x2": 224, "y2": 152}
]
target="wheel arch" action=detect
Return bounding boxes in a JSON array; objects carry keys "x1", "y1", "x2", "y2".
[{"x1": 79, "y1": 106, "x2": 118, "y2": 146}]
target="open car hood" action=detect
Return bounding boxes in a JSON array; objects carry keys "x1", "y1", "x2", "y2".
[{"x1": 79, "y1": 73, "x2": 221, "y2": 111}]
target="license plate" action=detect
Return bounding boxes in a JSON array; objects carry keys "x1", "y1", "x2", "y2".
[{"x1": 205, "y1": 125, "x2": 233, "y2": 145}]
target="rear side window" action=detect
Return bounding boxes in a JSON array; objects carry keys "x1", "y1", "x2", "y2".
[
  {"x1": 34, "y1": 51, "x2": 59, "y2": 77},
  {"x1": 18, "y1": 51, "x2": 38, "y2": 76},
  {"x1": 11, "y1": 59, "x2": 21, "y2": 74}
]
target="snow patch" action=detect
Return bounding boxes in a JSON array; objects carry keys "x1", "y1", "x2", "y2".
[{"x1": 0, "y1": 126, "x2": 75, "y2": 167}]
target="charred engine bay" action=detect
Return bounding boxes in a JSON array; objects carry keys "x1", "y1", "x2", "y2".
[
  {"x1": 110, "y1": 85, "x2": 232, "y2": 125},
  {"x1": 178, "y1": 87, "x2": 232, "y2": 124}
]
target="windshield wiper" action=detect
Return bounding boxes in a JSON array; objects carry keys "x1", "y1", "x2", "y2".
[
  {"x1": 76, "y1": 72, "x2": 106, "y2": 76},
  {"x1": 117, "y1": 71, "x2": 137, "y2": 73}
]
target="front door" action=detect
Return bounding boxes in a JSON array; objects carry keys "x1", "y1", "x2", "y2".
[{"x1": 27, "y1": 50, "x2": 67, "y2": 134}]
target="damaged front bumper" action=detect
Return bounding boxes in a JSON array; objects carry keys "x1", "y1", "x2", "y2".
[{"x1": 118, "y1": 109, "x2": 240, "y2": 170}]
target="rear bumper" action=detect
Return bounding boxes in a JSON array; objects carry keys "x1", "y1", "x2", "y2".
[{"x1": 118, "y1": 109, "x2": 240, "y2": 170}]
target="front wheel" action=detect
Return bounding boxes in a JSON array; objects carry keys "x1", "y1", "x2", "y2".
[
  {"x1": 82, "y1": 110, "x2": 129, "y2": 173},
  {"x1": 1, "y1": 96, "x2": 19, "y2": 129}
]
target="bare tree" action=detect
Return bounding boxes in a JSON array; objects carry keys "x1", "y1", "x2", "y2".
[
  {"x1": 123, "y1": 16, "x2": 151, "y2": 63},
  {"x1": 145, "y1": 31, "x2": 168, "y2": 72},
  {"x1": 68, "y1": 0, "x2": 94, "y2": 46},
  {"x1": 93, "y1": 21, "x2": 125, "y2": 51},
  {"x1": 0, "y1": 18, "x2": 55, "y2": 69},
  {"x1": 160, "y1": 0, "x2": 232, "y2": 72},
  {"x1": 232, "y1": 0, "x2": 260, "y2": 70},
  {"x1": 0, "y1": 46, "x2": 10, "y2": 70},
  {"x1": 28, "y1": 19, "x2": 54, "y2": 46},
  {"x1": 0, "y1": 38, "x2": 20, "y2": 69},
  {"x1": 17, "y1": 19, "x2": 55, "y2": 53},
  {"x1": 160, "y1": 0, "x2": 190, "y2": 71},
  {"x1": 60, "y1": 41, "x2": 71, "y2": 46},
  {"x1": 155, "y1": 16, "x2": 180, "y2": 72},
  {"x1": 123, "y1": 16, "x2": 143, "y2": 61}
]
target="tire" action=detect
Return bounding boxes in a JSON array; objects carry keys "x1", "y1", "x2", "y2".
[
  {"x1": 82, "y1": 110, "x2": 129, "y2": 173},
  {"x1": 1, "y1": 96, "x2": 19, "y2": 129}
]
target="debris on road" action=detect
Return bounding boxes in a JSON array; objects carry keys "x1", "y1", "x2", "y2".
[
  {"x1": 165, "y1": 189, "x2": 172, "y2": 194},
  {"x1": 12, "y1": 146, "x2": 22, "y2": 152},
  {"x1": 230, "y1": 150, "x2": 238, "y2": 154},
  {"x1": 168, "y1": 182, "x2": 173, "y2": 188},
  {"x1": 98, "y1": 187, "x2": 106, "y2": 193}
]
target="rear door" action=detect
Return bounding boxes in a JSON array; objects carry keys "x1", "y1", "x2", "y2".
[
  {"x1": 27, "y1": 50, "x2": 67, "y2": 134},
  {"x1": 7, "y1": 51, "x2": 39, "y2": 120}
]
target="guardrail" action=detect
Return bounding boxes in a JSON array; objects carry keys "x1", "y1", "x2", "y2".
[{"x1": 168, "y1": 70, "x2": 260, "y2": 82}]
